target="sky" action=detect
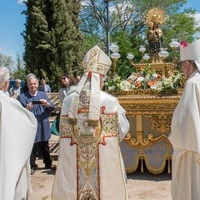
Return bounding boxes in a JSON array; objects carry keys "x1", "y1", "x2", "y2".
[{"x1": 0, "y1": 0, "x2": 200, "y2": 60}]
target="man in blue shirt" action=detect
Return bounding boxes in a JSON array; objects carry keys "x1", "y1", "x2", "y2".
[
  {"x1": 18, "y1": 76, "x2": 55, "y2": 174},
  {"x1": 38, "y1": 79, "x2": 51, "y2": 93}
]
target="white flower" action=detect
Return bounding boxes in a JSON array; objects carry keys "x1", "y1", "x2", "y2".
[
  {"x1": 152, "y1": 73, "x2": 158, "y2": 78},
  {"x1": 119, "y1": 80, "x2": 132, "y2": 91},
  {"x1": 151, "y1": 81, "x2": 162, "y2": 90},
  {"x1": 108, "y1": 86, "x2": 115, "y2": 91},
  {"x1": 162, "y1": 77, "x2": 172, "y2": 82},
  {"x1": 113, "y1": 74, "x2": 120, "y2": 81},
  {"x1": 145, "y1": 74, "x2": 150, "y2": 81},
  {"x1": 128, "y1": 74, "x2": 137, "y2": 81},
  {"x1": 163, "y1": 80, "x2": 172, "y2": 85},
  {"x1": 173, "y1": 74, "x2": 182, "y2": 83},
  {"x1": 136, "y1": 76, "x2": 145, "y2": 82}
]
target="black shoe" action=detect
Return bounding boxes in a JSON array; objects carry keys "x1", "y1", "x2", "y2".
[
  {"x1": 31, "y1": 164, "x2": 38, "y2": 175},
  {"x1": 33, "y1": 164, "x2": 38, "y2": 169},
  {"x1": 45, "y1": 164, "x2": 56, "y2": 170},
  {"x1": 31, "y1": 168, "x2": 35, "y2": 175}
]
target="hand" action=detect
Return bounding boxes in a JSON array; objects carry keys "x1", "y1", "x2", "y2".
[
  {"x1": 26, "y1": 102, "x2": 33, "y2": 110},
  {"x1": 40, "y1": 99, "x2": 49, "y2": 107}
]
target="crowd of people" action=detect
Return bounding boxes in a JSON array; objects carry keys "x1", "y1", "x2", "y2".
[
  {"x1": 1, "y1": 39, "x2": 200, "y2": 200},
  {"x1": 8, "y1": 75, "x2": 81, "y2": 102}
]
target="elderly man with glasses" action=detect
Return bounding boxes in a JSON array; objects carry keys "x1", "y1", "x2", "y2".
[{"x1": 9, "y1": 78, "x2": 22, "y2": 98}]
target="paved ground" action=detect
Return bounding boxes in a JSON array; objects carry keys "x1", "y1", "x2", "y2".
[{"x1": 29, "y1": 135, "x2": 172, "y2": 200}]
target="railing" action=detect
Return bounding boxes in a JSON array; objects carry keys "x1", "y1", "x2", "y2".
[{"x1": 48, "y1": 93, "x2": 61, "y2": 114}]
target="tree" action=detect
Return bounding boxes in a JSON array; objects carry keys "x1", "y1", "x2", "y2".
[
  {"x1": 80, "y1": 0, "x2": 199, "y2": 76},
  {"x1": 11, "y1": 54, "x2": 26, "y2": 80},
  {"x1": 0, "y1": 53, "x2": 14, "y2": 70},
  {"x1": 80, "y1": 0, "x2": 196, "y2": 40},
  {"x1": 23, "y1": 0, "x2": 83, "y2": 91}
]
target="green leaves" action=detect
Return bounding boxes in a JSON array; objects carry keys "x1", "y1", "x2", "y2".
[{"x1": 23, "y1": 0, "x2": 83, "y2": 91}]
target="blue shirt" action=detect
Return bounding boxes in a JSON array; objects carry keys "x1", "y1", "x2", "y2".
[{"x1": 17, "y1": 91, "x2": 55, "y2": 142}]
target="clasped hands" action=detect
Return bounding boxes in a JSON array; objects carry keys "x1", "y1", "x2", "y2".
[{"x1": 26, "y1": 99, "x2": 49, "y2": 110}]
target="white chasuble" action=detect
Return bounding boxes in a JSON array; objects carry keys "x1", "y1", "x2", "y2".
[
  {"x1": 0, "y1": 90, "x2": 37, "y2": 200},
  {"x1": 169, "y1": 71, "x2": 200, "y2": 200},
  {"x1": 52, "y1": 90, "x2": 129, "y2": 200}
]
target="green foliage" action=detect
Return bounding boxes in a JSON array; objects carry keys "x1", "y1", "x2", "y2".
[
  {"x1": 161, "y1": 11, "x2": 197, "y2": 59},
  {"x1": 11, "y1": 54, "x2": 26, "y2": 80},
  {"x1": 0, "y1": 53, "x2": 26, "y2": 80},
  {"x1": 23, "y1": 0, "x2": 83, "y2": 91},
  {"x1": 104, "y1": 74, "x2": 122, "y2": 92},
  {"x1": 80, "y1": 0, "x2": 199, "y2": 78},
  {"x1": 111, "y1": 30, "x2": 136, "y2": 78},
  {"x1": 82, "y1": 34, "x2": 103, "y2": 54},
  {"x1": 19, "y1": 0, "x2": 199, "y2": 89},
  {"x1": 0, "y1": 53, "x2": 14, "y2": 70}
]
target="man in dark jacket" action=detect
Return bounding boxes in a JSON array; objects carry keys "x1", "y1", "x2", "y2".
[{"x1": 18, "y1": 76, "x2": 55, "y2": 174}]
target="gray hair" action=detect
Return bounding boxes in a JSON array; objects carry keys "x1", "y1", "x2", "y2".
[
  {"x1": 26, "y1": 73, "x2": 36, "y2": 81},
  {"x1": 0, "y1": 66, "x2": 10, "y2": 89},
  {"x1": 27, "y1": 76, "x2": 39, "y2": 84}
]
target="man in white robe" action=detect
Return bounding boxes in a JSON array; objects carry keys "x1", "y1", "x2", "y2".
[
  {"x1": 0, "y1": 66, "x2": 37, "y2": 200},
  {"x1": 52, "y1": 45, "x2": 130, "y2": 200},
  {"x1": 169, "y1": 39, "x2": 200, "y2": 200}
]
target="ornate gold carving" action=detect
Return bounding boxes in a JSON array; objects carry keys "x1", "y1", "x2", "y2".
[
  {"x1": 121, "y1": 103, "x2": 177, "y2": 112},
  {"x1": 119, "y1": 94, "x2": 177, "y2": 174},
  {"x1": 144, "y1": 114, "x2": 172, "y2": 133},
  {"x1": 131, "y1": 62, "x2": 174, "y2": 77},
  {"x1": 118, "y1": 95, "x2": 179, "y2": 115},
  {"x1": 129, "y1": 135, "x2": 150, "y2": 146},
  {"x1": 124, "y1": 132, "x2": 169, "y2": 147},
  {"x1": 122, "y1": 136, "x2": 172, "y2": 174}
]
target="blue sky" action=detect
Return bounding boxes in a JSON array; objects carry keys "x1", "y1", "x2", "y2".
[
  {"x1": 0, "y1": 0, "x2": 25, "y2": 58},
  {"x1": 0, "y1": 0, "x2": 200, "y2": 60}
]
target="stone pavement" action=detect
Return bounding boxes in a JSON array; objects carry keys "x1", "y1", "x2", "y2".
[{"x1": 29, "y1": 134, "x2": 172, "y2": 200}]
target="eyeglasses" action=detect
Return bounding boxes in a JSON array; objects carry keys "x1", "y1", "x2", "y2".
[
  {"x1": 177, "y1": 60, "x2": 189, "y2": 69},
  {"x1": 177, "y1": 60, "x2": 194, "y2": 70}
]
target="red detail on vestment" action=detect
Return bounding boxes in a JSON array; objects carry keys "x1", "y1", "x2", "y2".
[
  {"x1": 100, "y1": 106, "x2": 106, "y2": 114},
  {"x1": 180, "y1": 41, "x2": 188, "y2": 48},
  {"x1": 87, "y1": 72, "x2": 92, "y2": 78}
]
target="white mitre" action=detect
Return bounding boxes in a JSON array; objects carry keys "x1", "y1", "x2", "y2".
[
  {"x1": 82, "y1": 45, "x2": 112, "y2": 75},
  {"x1": 68, "y1": 45, "x2": 112, "y2": 123},
  {"x1": 180, "y1": 39, "x2": 200, "y2": 71}
]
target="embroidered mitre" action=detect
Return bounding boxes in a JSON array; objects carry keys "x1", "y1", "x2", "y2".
[
  {"x1": 68, "y1": 45, "x2": 112, "y2": 123},
  {"x1": 82, "y1": 45, "x2": 112, "y2": 75}
]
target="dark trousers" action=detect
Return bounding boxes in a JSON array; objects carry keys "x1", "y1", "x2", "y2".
[{"x1": 30, "y1": 141, "x2": 52, "y2": 168}]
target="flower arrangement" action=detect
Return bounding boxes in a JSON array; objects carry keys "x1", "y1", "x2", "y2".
[
  {"x1": 104, "y1": 67, "x2": 185, "y2": 95},
  {"x1": 103, "y1": 74, "x2": 122, "y2": 92}
]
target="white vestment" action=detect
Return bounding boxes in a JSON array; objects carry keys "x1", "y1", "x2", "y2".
[
  {"x1": 52, "y1": 90, "x2": 130, "y2": 200},
  {"x1": 169, "y1": 70, "x2": 200, "y2": 200},
  {"x1": 0, "y1": 90, "x2": 37, "y2": 200}
]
